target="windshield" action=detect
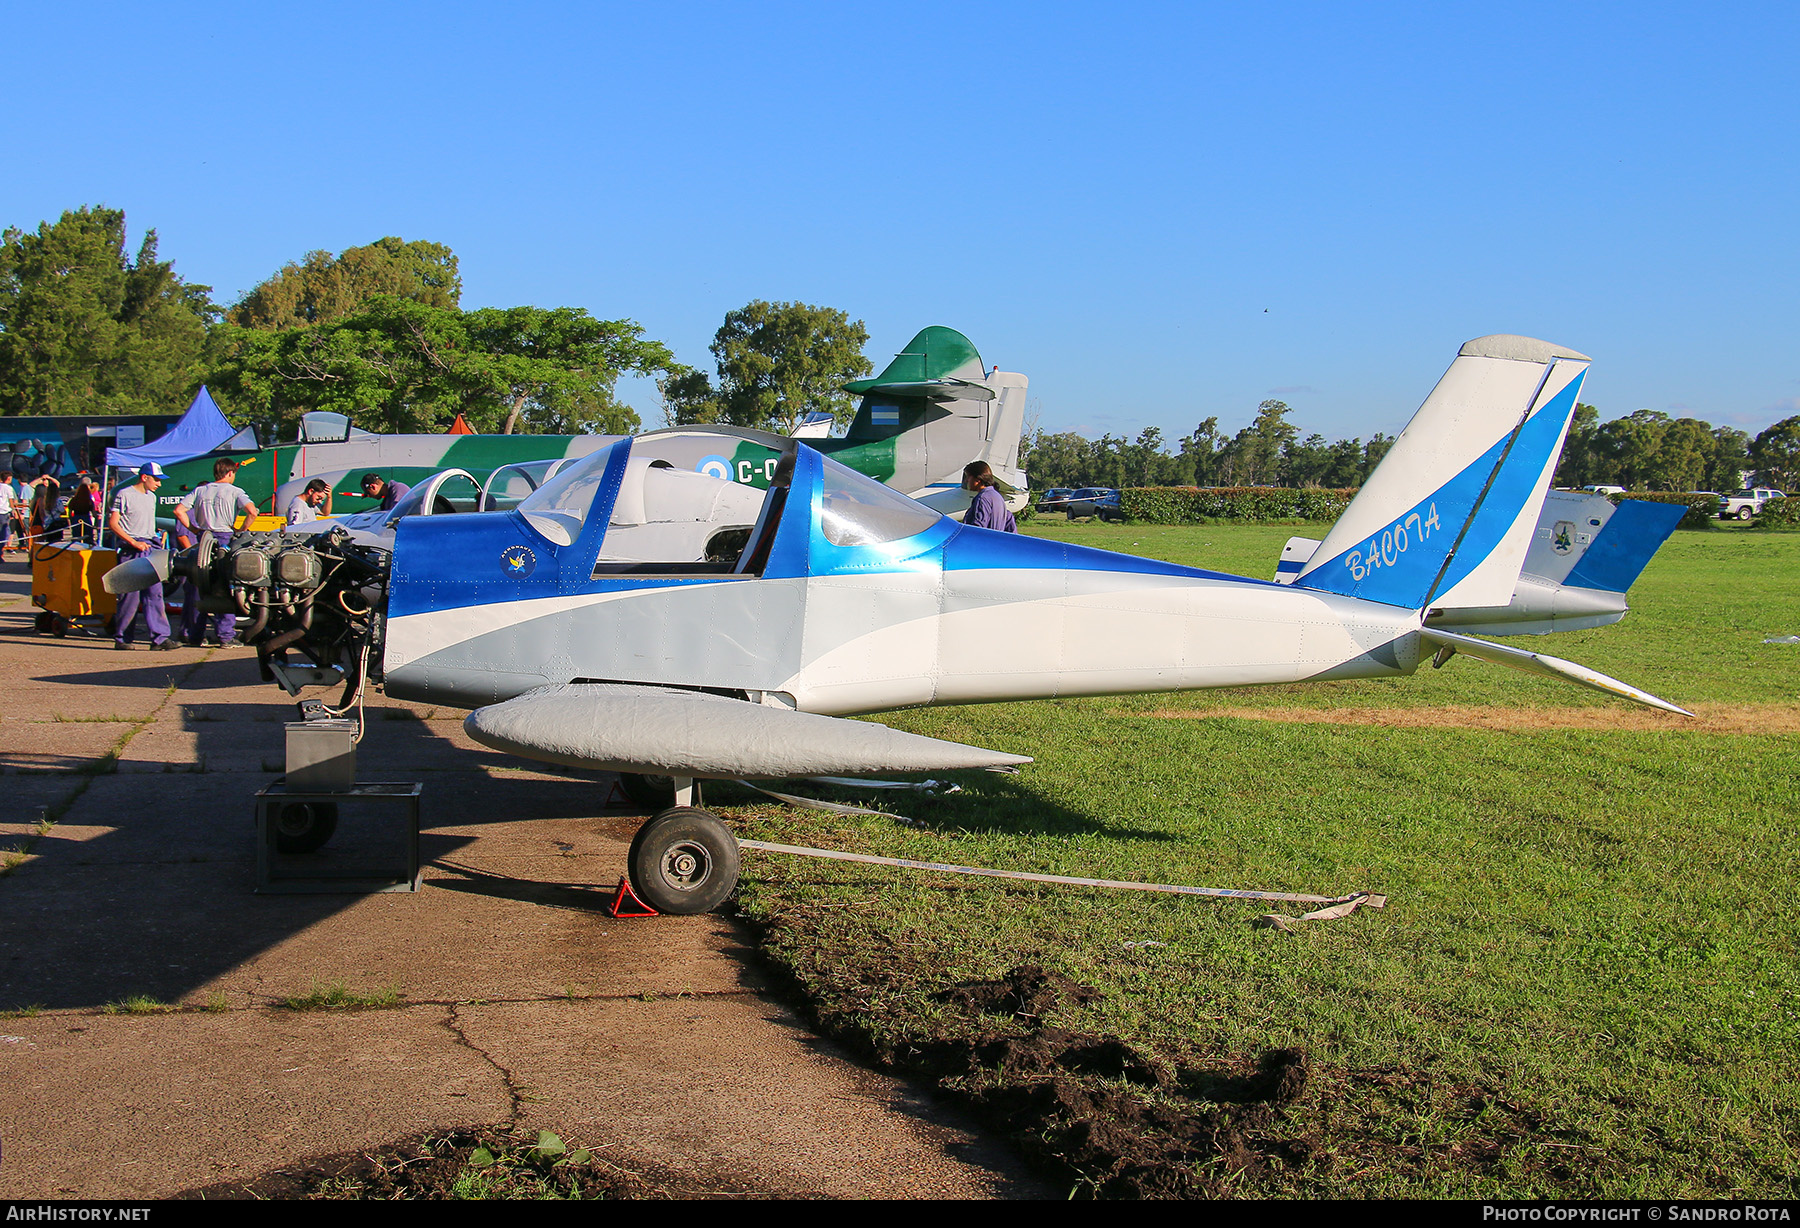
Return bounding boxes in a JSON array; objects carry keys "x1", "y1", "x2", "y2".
[
  {"x1": 381, "y1": 482, "x2": 434, "y2": 522},
  {"x1": 381, "y1": 472, "x2": 482, "y2": 522},
  {"x1": 817, "y1": 454, "x2": 941, "y2": 547},
  {"x1": 298, "y1": 411, "x2": 350, "y2": 443},
  {"x1": 483, "y1": 459, "x2": 570, "y2": 511},
  {"x1": 516, "y1": 439, "x2": 629, "y2": 544}
]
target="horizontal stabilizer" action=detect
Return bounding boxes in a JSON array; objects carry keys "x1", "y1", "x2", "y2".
[
  {"x1": 1430, "y1": 494, "x2": 1684, "y2": 636},
  {"x1": 1418, "y1": 627, "x2": 1692, "y2": 715},
  {"x1": 850, "y1": 377, "x2": 996, "y2": 402},
  {"x1": 843, "y1": 325, "x2": 988, "y2": 396},
  {"x1": 1562, "y1": 498, "x2": 1686, "y2": 593},
  {"x1": 465, "y1": 683, "x2": 1033, "y2": 778},
  {"x1": 1274, "y1": 536, "x2": 1319, "y2": 584}
]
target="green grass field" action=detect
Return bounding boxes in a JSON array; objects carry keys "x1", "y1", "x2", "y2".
[{"x1": 726, "y1": 521, "x2": 1800, "y2": 1198}]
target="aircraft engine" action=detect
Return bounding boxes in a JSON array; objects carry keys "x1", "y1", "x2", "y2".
[{"x1": 173, "y1": 527, "x2": 391, "y2": 704}]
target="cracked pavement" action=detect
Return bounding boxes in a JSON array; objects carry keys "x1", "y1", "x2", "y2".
[{"x1": 0, "y1": 568, "x2": 1043, "y2": 1199}]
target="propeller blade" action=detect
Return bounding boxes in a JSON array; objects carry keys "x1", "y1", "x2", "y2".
[{"x1": 101, "y1": 550, "x2": 171, "y2": 595}]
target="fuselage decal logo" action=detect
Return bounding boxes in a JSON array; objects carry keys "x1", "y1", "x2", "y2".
[{"x1": 502, "y1": 546, "x2": 537, "y2": 578}]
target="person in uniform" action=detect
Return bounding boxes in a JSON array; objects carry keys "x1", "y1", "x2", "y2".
[
  {"x1": 173, "y1": 458, "x2": 258, "y2": 646},
  {"x1": 107, "y1": 464, "x2": 177, "y2": 650}
]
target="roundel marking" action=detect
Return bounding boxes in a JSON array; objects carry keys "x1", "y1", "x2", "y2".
[
  {"x1": 698, "y1": 454, "x2": 732, "y2": 482},
  {"x1": 501, "y1": 545, "x2": 538, "y2": 578}
]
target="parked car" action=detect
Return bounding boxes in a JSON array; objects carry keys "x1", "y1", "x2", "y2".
[
  {"x1": 1063, "y1": 487, "x2": 1121, "y2": 520},
  {"x1": 1034, "y1": 486, "x2": 1122, "y2": 520},
  {"x1": 1719, "y1": 488, "x2": 1787, "y2": 520}
]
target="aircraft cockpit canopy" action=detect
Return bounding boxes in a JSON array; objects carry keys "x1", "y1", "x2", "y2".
[
  {"x1": 816, "y1": 455, "x2": 940, "y2": 547},
  {"x1": 382, "y1": 471, "x2": 481, "y2": 523},
  {"x1": 515, "y1": 439, "x2": 628, "y2": 545},
  {"x1": 295, "y1": 411, "x2": 379, "y2": 445},
  {"x1": 511, "y1": 432, "x2": 947, "y2": 572}
]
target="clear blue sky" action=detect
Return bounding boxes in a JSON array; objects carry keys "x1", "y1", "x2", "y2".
[{"x1": 8, "y1": 2, "x2": 1797, "y2": 444}]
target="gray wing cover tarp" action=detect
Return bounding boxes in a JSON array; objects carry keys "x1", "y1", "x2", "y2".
[{"x1": 464, "y1": 683, "x2": 1033, "y2": 778}]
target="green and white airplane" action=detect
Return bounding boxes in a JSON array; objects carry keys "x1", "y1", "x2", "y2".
[{"x1": 160, "y1": 326, "x2": 1028, "y2": 520}]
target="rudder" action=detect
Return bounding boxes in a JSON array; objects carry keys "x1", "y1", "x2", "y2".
[{"x1": 1293, "y1": 335, "x2": 1589, "y2": 611}]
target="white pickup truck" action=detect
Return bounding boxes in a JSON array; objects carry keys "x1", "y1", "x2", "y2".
[{"x1": 1719, "y1": 488, "x2": 1787, "y2": 520}]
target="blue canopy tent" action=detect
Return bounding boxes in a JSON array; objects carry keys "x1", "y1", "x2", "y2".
[
  {"x1": 99, "y1": 386, "x2": 255, "y2": 552},
  {"x1": 104, "y1": 386, "x2": 253, "y2": 470}
]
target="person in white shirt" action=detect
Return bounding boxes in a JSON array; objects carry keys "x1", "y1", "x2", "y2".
[
  {"x1": 12, "y1": 474, "x2": 42, "y2": 553},
  {"x1": 173, "y1": 458, "x2": 258, "y2": 646},
  {"x1": 0, "y1": 474, "x2": 16, "y2": 556},
  {"x1": 286, "y1": 479, "x2": 331, "y2": 526}
]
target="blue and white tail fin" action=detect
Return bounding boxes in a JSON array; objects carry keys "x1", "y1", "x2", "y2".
[
  {"x1": 1293, "y1": 335, "x2": 1589, "y2": 611},
  {"x1": 1427, "y1": 491, "x2": 1685, "y2": 636},
  {"x1": 1277, "y1": 490, "x2": 1687, "y2": 637}
]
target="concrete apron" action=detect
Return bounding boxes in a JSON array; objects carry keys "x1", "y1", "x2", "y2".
[{"x1": 0, "y1": 580, "x2": 1041, "y2": 1200}]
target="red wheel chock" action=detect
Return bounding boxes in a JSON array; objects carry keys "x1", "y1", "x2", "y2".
[{"x1": 609, "y1": 877, "x2": 659, "y2": 918}]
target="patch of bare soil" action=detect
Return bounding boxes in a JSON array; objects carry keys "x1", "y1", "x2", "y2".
[
  {"x1": 1142, "y1": 701, "x2": 1800, "y2": 735},
  {"x1": 749, "y1": 945, "x2": 1614, "y2": 1198},
  {"x1": 173, "y1": 1127, "x2": 772, "y2": 1200}
]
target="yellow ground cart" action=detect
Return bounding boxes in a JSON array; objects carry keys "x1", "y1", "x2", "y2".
[{"x1": 30, "y1": 542, "x2": 123, "y2": 636}]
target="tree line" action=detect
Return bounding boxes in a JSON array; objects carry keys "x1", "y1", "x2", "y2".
[
  {"x1": 1025, "y1": 400, "x2": 1800, "y2": 493},
  {"x1": 1023, "y1": 399, "x2": 1395, "y2": 491},
  {"x1": 1553, "y1": 405, "x2": 1798, "y2": 492},
  {"x1": 0, "y1": 206, "x2": 872, "y2": 439},
  {"x1": 5, "y1": 205, "x2": 1799, "y2": 490}
]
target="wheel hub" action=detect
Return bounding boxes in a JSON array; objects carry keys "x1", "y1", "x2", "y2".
[
  {"x1": 277, "y1": 805, "x2": 318, "y2": 836},
  {"x1": 661, "y1": 842, "x2": 709, "y2": 887}
]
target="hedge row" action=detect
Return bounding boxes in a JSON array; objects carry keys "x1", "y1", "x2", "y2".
[
  {"x1": 1756, "y1": 496, "x2": 1800, "y2": 529},
  {"x1": 1110, "y1": 486, "x2": 1737, "y2": 529},
  {"x1": 1606, "y1": 491, "x2": 1719, "y2": 530},
  {"x1": 1118, "y1": 486, "x2": 1357, "y2": 524}
]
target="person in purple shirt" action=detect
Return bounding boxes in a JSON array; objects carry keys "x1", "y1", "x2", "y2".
[
  {"x1": 360, "y1": 472, "x2": 411, "y2": 511},
  {"x1": 961, "y1": 461, "x2": 1016, "y2": 532}
]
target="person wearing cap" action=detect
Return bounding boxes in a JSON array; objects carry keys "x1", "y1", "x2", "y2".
[
  {"x1": 360, "y1": 472, "x2": 410, "y2": 512},
  {"x1": 286, "y1": 479, "x2": 331, "y2": 526},
  {"x1": 174, "y1": 458, "x2": 258, "y2": 646},
  {"x1": 107, "y1": 463, "x2": 178, "y2": 650}
]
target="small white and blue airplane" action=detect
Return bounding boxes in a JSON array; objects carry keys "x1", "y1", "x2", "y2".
[{"x1": 112, "y1": 334, "x2": 1690, "y2": 913}]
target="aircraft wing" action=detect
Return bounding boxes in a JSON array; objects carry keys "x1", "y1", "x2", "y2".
[{"x1": 464, "y1": 683, "x2": 1032, "y2": 778}]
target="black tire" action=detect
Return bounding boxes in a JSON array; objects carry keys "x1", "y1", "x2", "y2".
[
  {"x1": 1737, "y1": 506, "x2": 1753, "y2": 521},
  {"x1": 617, "y1": 772, "x2": 677, "y2": 809},
  {"x1": 626, "y1": 807, "x2": 740, "y2": 915},
  {"x1": 273, "y1": 801, "x2": 339, "y2": 854}
]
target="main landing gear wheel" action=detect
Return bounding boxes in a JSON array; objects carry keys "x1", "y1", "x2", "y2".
[
  {"x1": 617, "y1": 772, "x2": 677, "y2": 810},
  {"x1": 627, "y1": 807, "x2": 740, "y2": 915},
  {"x1": 273, "y1": 801, "x2": 339, "y2": 854}
]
